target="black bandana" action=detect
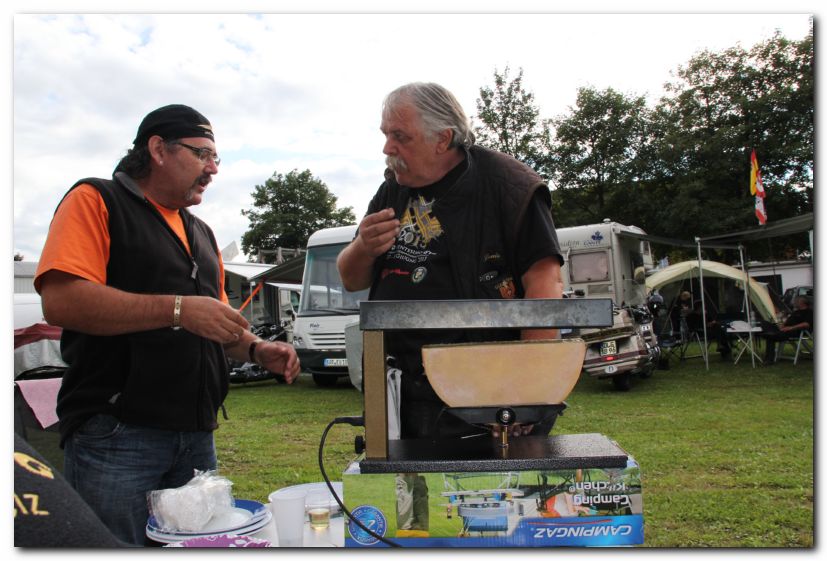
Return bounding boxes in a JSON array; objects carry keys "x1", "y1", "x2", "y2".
[{"x1": 133, "y1": 104, "x2": 214, "y2": 146}]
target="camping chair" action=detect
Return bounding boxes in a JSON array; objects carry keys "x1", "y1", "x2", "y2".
[
  {"x1": 678, "y1": 316, "x2": 709, "y2": 363},
  {"x1": 775, "y1": 329, "x2": 813, "y2": 365},
  {"x1": 653, "y1": 310, "x2": 682, "y2": 368}
]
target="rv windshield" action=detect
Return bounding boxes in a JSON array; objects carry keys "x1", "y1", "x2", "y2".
[{"x1": 299, "y1": 243, "x2": 369, "y2": 315}]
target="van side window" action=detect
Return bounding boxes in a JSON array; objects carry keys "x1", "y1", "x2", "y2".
[{"x1": 570, "y1": 251, "x2": 609, "y2": 283}]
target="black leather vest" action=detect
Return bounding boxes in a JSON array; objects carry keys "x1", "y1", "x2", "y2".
[
  {"x1": 56, "y1": 172, "x2": 228, "y2": 444},
  {"x1": 367, "y1": 145, "x2": 551, "y2": 342}
]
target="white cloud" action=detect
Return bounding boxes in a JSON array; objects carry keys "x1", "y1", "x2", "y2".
[{"x1": 10, "y1": 10, "x2": 814, "y2": 263}]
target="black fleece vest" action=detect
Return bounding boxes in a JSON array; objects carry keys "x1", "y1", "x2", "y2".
[
  {"x1": 55, "y1": 172, "x2": 228, "y2": 444},
  {"x1": 367, "y1": 145, "x2": 551, "y2": 342}
]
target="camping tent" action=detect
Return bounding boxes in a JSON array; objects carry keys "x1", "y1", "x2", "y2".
[{"x1": 646, "y1": 260, "x2": 777, "y2": 322}]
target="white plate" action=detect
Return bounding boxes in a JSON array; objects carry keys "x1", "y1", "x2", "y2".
[
  {"x1": 270, "y1": 482, "x2": 343, "y2": 514},
  {"x1": 201, "y1": 507, "x2": 251, "y2": 532},
  {"x1": 147, "y1": 499, "x2": 269, "y2": 538},
  {"x1": 147, "y1": 511, "x2": 272, "y2": 543}
]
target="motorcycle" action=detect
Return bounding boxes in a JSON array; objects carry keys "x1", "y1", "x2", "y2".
[
  {"x1": 565, "y1": 292, "x2": 660, "y2": 391},
  {"x1": 228, "y1": 323, "x2": 289, "y2": 385}
]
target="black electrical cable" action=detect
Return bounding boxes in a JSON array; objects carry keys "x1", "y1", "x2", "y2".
[{"x1": 318, "y1": 416, "x2": 401, "y2": 548}]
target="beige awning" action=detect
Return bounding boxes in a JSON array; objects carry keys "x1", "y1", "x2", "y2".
[{"x1": 646, "y1": 259, "x2": 777, "y2": 322}]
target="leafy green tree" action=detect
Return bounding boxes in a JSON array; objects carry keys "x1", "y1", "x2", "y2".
[
  {"x1": 469, "y1": 32, "x2": 812, "y2": 262},
  {"x1": 548, "y1": 87, "x2": 651, "y2": 227},
  {"x1": 240, "y1": 169, "x2": 355, "y2": 262},
  {"x1": 651, "y1": 31, "x2": 813, "y2": 243},
  {"x1": 474, "y1": 66, "x2": 552, "y2": 175}
]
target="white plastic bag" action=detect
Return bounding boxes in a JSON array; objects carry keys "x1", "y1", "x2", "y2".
[{"x1": 147, "y1": 470, "x2": 234, "y2": 532}]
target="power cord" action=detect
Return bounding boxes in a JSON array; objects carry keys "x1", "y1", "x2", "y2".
[{"x1": 318, "y1": 416, "x2": 401, "y2": 548}]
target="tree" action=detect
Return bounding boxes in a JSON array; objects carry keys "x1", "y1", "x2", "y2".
[
  {"x1": 240, "y1": 169, "x2": 355, "y2": 263},
  {"x1": 474, "y1": 66, "x2": 552, "y2": 176},
  {"x1": 14, "y1": 252, "x2": 24, "y2": 261},
  {"x1": 548, "y1": 87, "x2": 651, "y2": 227},
  {"x1": 649, "y1": 31, "x2": 813, "y2": 248}
]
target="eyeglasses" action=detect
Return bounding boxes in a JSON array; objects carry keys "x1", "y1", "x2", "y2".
[{"x1": 173, "y1": 141, "x2": 221, "y2": 166}]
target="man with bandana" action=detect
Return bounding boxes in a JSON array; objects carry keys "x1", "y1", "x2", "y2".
[
  {"x1": 35, "y1": 105, "x2": 300, "y2": 545},
  {"x1": 338, "y1": 83, "x2": 564, "y2": 441}
]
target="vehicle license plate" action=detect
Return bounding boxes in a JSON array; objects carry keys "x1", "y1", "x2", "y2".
[
  {"x1": 600, "y1": 340, "x2": 617, "y2": 356},
  {"x1": 324, "y1": 358, "x2": 348, "y2": 367}
]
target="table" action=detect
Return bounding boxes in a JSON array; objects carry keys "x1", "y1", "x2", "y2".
[
  {"x1": 727, "y1": 322, "x2": 763, "y2": 366},
  {"x1": 251, "y1": 513, "x2": 344, "y2": 547}
]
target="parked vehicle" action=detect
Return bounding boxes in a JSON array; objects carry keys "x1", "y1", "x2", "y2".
[
  {"x1": 782, "y1": 285, "x2": 813, "y2": 313},
  {"x1": 292, "y1": 225, "x2": 369, "y2": 387},
  {"x1": 557, "y1": 220, "x2": 660, "y2": 390},
  {"x1": 228, "y1": 323, "x2": 289, "y2": 384},
  {"x1": 13, "y1": 293, "x2": 47, "y2": 330},
  {"x1": 576, "y1": 302, "x2": 659, "y2": 391},
  {"x1": 260, "y1": 282, "x2": 302, "y2": 343}
]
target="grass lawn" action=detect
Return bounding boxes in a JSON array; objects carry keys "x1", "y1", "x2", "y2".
[{"x1": 214, "y1": 349, "x2": 814, "y2": 548}]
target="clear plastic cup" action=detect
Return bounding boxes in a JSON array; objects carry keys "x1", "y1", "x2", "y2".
[
  {"x1": 268, "y1": 488, "x2": 307, "y2": 547},
  {"x1": 307, "y1": 490, "x2": 331, "y2": 530}
]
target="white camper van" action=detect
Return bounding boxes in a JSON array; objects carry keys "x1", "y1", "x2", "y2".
[
  {"x1": 556, "y1": 220, "x2": 659, "y2": 390},
  {"x1": 292, "y1": 225, "x2": 370, "y2": 386},
  {"x1": 556, "y1": 219, "x2": 654, "y2": 307}
]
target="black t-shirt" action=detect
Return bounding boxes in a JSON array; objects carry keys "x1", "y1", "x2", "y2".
[
  {"x1": 786, "y1": 307, "x2": 813, "y2": 331},
  {"x1": 14, "y1": 433, "x2": 129, "y2": 547},
  {"x1": 372, "y1": 160, "x2": 562, "y2": 394}
]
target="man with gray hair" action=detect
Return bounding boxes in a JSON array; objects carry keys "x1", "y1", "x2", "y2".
[{"x1": 338, "y1": 82, "x2": 564, "y2": 440}]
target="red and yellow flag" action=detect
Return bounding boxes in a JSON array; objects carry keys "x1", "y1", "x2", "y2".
[{"x1": 750, "y1": 149, "x2": 767, "y2": 225}]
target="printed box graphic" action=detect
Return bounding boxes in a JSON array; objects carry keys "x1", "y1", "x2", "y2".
[{"x1": 343, "y1": 458, "x2": 643, "y2": 547}]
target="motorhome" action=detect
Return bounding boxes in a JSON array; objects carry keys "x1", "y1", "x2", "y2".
[
  {"x1": 556, "y1": 219, "x2": 654, "y2": 307},
  {"x1": 556, "y1": 220, "x2": 659, "y2": 390},
  {"x1": 292, "y1": 225, "x2": 369, "y2": 386}
]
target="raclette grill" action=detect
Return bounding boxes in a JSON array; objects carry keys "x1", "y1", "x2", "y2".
[{"x1": 357, "y1": 299, "x2": 630, "y2": 473}]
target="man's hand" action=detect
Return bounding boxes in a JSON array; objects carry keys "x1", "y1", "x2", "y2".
[
  {"x1": 253, "y1": 340, "x2": 301, "y2": 384},
  {"x1": 354, "y1": 208, "x2": 400, "y2": 258},
  {"x1": 337, "y1": 208, "x2": 400, "y2": 291},
  {"x1": 179, "y1": 296, "x2": 250, "y2": 344}
]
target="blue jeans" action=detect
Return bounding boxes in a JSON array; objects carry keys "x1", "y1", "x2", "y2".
[{"x1": 64, "y1": 414, "x2": 217, "y2": 546}]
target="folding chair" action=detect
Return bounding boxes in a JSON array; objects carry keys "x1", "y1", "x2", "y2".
[
  {"x1": 776, "y1": 329, "x2": 813, "y2": 365},
  {"x1": 654, "y1": 316, "x2": 683, "y2": 367},
  {"x1": 678, "y1": 318, "x2": 709, "y2": 362}
]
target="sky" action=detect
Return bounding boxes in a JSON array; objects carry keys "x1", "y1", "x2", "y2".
[{"x1": 7, "y1": 6, "x2": 814, "y2": 265}]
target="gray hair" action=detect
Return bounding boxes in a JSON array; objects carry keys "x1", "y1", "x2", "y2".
[{"x1": 383, "y1": 82, "x2": 475, "y2": 148}]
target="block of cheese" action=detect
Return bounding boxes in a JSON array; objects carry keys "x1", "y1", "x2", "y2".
[{"x1": 421, "y1": 339, "x2": 586, "y2": 407}]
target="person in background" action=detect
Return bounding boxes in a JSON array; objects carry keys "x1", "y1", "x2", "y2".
[
  {"x1": 395, "y1": 473, "x2": 430, "y2": 538},
  {"x1": 34, "y1": 104, "x2": 300, "y2": 545},
  {"x1": 337, "y1": 82, "x2": 564, "y2": 440},
  {"x1": 685, "y1": 300, "x2": 732, "y2": 360},
  {"x1": 763, "y1": 296, "x2": 813, "y2": 363},
  {"x1": 670, "y1": 290, "x2": 693, "y2": 334}
]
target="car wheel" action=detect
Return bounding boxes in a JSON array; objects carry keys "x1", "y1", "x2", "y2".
[
  {"x1": 612, "y1": 373, "x2": 631, "y2": 391},
  {"x1": 313, "y1": 374, "x2": 338, "y2": 387}
]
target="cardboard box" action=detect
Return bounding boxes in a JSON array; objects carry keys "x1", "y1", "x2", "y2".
[{"x1": 343, "y1": 457, "x2": 643, "y2": 547}]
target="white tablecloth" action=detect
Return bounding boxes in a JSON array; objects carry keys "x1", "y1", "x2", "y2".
[{"x1": 251, "y1": 514, "x2": 344, "y2": 547}]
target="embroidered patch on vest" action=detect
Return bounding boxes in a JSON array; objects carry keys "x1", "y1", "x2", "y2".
[
  {"x1": 495, "y1": 277, "x2": 516, "y2": 299},
  {"x1": 412, "y1": 267, "x2": 428, "y2": 284}
]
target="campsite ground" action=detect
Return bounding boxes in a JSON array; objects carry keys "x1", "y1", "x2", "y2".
[{"x1": 215, "y1": 346, "x2": 814, "y2": 547}]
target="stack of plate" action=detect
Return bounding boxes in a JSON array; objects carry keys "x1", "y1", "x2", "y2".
[{"x1": 146, "y1": 499, "x2": 272, "y2": 545}]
